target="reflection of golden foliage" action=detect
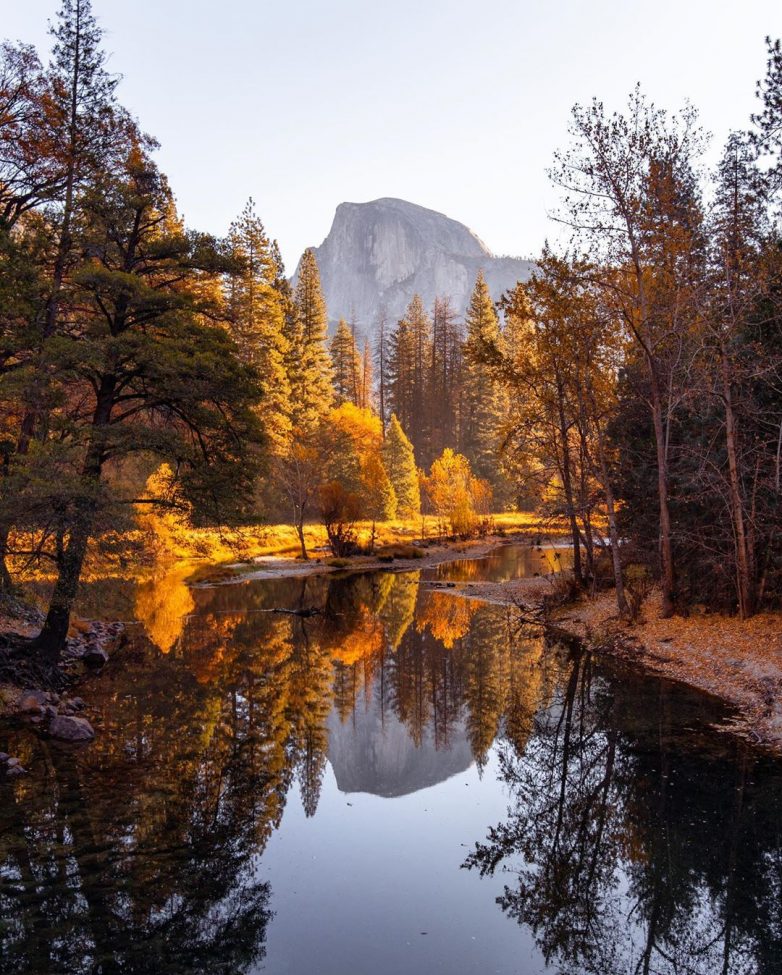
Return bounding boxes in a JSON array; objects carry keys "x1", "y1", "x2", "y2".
[
  {"x1": 329, "y1": 606, "x2": 384, "y2": 665},
  {"x1": 416, "y1": 591, "x2": 478, "y2": 649},
  {"x1": 463, "y1": 609, "x2": 510, "y2": 765},
  {"x1": 379, "y1": 571, "x2": 419, "y2": 651},
  {"x1": 134, "y1": 564, "x2": 196, "y2": 653},
  {"x1": 433, "y1": 558, "x2": 486, "y2": 582}
]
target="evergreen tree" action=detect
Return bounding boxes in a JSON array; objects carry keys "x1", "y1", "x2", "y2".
[
  {"x1": 461, "y1": 271, "x2": 507, "y2": 485},
  {"x1": 15, "y1": 146, "x2": 264, "y2": 660},
  {"x1": 430, "y1": 295, "x2": 461, "y2": 458},
  {"x1": 381, "y1": 414, "x2": 420, "y2": 519},
  {"x1": 288, "y1": 248, "x2": 332, "y2": 431},
  {"x1": 330, "y1": 318, "x2": 361, "y2": 405},
  {"x1": 362, "y1": 451, "x2": 397, "y2": 526},
  {"x1": 388, "y1": 313, "x2": 415, "y2": 436},
  {"x1": 226, "y1": 198, "x2": 291, "y2": 456},
  {"x1": 408, "y1": 294, "x2": 433, "y2": 460},
  {"x1": 388, "y1": 293, "x2": 432, "y2": 456},
  {"x1": 359, "y1": 337, "x2": 373, "y2": 410},
  {"x1": 374, "y1": 306, "x2": 390, "y2": 429},
  {"x1": 0, "y1": 0, "x2": 137, "y2": 590}
]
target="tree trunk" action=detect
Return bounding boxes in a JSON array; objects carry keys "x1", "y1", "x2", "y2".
[
  {"x1": 296, "y1": 516, "x2": 309, "y2": 560},
  {"x1": 648, "y1": 364, "x2": 675, "y2": 617},
  {"x1": 720, "y1": 343, "x2": 754, "y2": 617},
  {"x1": 594, "y1": 421, "x2": 629, "y2": 617},
  {"x1": 0, "y1": 525, "x2": 13, "y2": 596},
  {"x1": 33, "y1": 502, "x2": 94, "y2": 663},
  {"x1": 34, "y1": 374, "x2": 114, "y2": 663},
  {"x1": 555, "y1": 377, "x2": 582, "y2": 585}
]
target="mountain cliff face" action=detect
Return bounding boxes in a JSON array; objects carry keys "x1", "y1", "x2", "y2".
[
  {"x1": 297, "y1": 198, "x2": 534, "y2": 332},
  {"x1": 327, "y1": 706, "x2": 472, "y2": 798}
]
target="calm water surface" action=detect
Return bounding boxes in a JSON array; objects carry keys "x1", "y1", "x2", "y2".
[
  {"x1": 423, "y1": 541, "x2": 573, "y2": 583},
  {"x1": 2, "y1": 548, "x2": 782, "y2": 975}
]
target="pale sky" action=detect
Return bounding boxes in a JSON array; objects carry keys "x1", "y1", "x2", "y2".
[{"x1": 4, "y1": 0, "x2": 780, "y2": 270}]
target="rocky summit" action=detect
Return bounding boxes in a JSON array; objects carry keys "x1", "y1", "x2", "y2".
[{"x1": 295, "y1": 197, "x2": 534, "y2": 333}]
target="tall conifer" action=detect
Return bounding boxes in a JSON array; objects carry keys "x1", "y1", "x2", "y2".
[
  {"x1": 330, "y1": 318, "x2": 362, "y2": 405},
  {"x1": 288, "y1": 248, "x2": 333, "y2": 431},
  {"x1": 226, "y1": 199, "x2": 291, "y2": 456},
  {"x1": 462, "y1": 271, "x2": 507, "y2": 485},
  {"x1": 382, "y1": 414, "x2": 420, "y2": 519}
]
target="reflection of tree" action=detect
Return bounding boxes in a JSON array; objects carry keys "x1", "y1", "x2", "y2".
[
  {"x1": 503, "y1": 631, "x2": 544, "y2": 755},
  {"x1": 133, "y1": 562, "x2": 196, "y2": 653},
  {"x1": 416, "y1": 590, "x2": 478, "y2": 648},
  {"x1": 465, "y1": 644, "x2": 782, "y2": 974},
  {"x1": 462, "y1": 606, "x2": 510, "y2": 768},
  {"x1": 0, "y1": 641, "x2": 274, "y2": 974},
  {"x1": 289, "y1": 599, "x2": 334, "y2": 818},
  {"x1": 379, "y1": 571, "x2": 418, "y2": 651}
]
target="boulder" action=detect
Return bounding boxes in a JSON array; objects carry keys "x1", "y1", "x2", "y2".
[
  {"x1": 82, "y1": 646, "x2": 109, "y2": 668},
  {"x1": 1, "y1": 756, "x2": 27, "y2": 777},
  {"x1": 49, "y1": 714, "x2": 95, "y2": 743},
  {"x1": 20, "y1": 690, "x2": 48, "y2": 714}
]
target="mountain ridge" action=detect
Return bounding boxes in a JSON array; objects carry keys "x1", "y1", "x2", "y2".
[{"x1": 295, "y1": 197, "x2": 534, "y2": 334}]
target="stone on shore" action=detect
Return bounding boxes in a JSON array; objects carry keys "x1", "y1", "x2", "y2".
[{"x1": 49, "y1": 714, "x2": 95, "y2": 743}]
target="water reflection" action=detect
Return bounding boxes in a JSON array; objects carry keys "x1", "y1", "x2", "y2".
[
  {"x1": 2, "y1": 557, "x2": 782, "y2": 974},
  {"x1": 424, "y1": 542, "x2": 573, "y2": 583},
  {"x1": 465, "y1": 644, "x2": 782, "y2": 975}
]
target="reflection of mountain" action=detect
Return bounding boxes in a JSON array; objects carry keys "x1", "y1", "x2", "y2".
[{"x1": 327, "y1": 705, "x2": 472, "y2": 798}]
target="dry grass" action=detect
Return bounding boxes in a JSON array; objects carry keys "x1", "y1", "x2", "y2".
[{"x1": 10, "y1": 511, "x2": 558, "y2": 581}]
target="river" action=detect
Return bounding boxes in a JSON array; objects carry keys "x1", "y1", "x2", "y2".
[{"x1": 1, "y1": 545, "x2": 781, "y2": 974}]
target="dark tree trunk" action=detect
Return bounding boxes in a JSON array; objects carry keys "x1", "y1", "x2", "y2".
[
  {"x1": 296, "y1": 515, "x2": 309, "y2": 560},
  {"x1": 33, "y1": 501, "x2": 94, "y2": 663},
  {"x1": 648, "y1": 364, "x2": 675, "y2": 617},
  {"x1": 33, "y1": 374, "x2": 114, "y2": 663}
]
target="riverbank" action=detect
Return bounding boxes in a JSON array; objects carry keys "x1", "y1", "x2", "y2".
[
  {"x1": 191, "y1": 530, "x2": 556, "y2": 586},
  {"x1": 552, "y1": 589, "x2": 782, "y2": 753},
  {"x1": 438, "y1": 569, "x2": 782, "y2": 754}
]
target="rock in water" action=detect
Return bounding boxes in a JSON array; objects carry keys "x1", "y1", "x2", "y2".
[
  {"x1": 294, "y1": 198, "x2": 534, "y2": 334},
  {"x1": 49, "y1": 714, "x2": 95, "y2": 743}
]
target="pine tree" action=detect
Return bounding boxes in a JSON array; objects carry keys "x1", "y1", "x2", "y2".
[
  {"x1": 226, "y1": 198, "x2": 291, "y2": 456},
  {"x1": 382, "y1": 414, "x2": 420, "y2": 519},
  {"x1": 22, "y1": 147, "x2": 264, "y2": 660},
  {"x1": 288, "y1": 248, "x2": 333, "y2": 431},
  {"x1": 330, "y1": 318, "x2": 362, "y2": 405},
  {"x1": 461, "y1": 271, "x2": 507, "y2": 485},
  {"x1": 408, "y1": 294, "x2": 432, "y2": 460},
  {"x1": 374, "y1": 306, "x2": 390, "y2": 429},
  {"x1": 0, "y1": 0, "x2": 131, "y2": 590},
  {"x1": 430, "y1": 295, "x2": 461, "y2": 458},
  {"x1": 359, "y1": 338, "x2": 373, "y2": 410},
  {"x1": 362, "y1": 451, "x2": 397, "y2": 525},
  {"x1": 387, "y1": 302, "x2": 420, "y2": 448}
]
